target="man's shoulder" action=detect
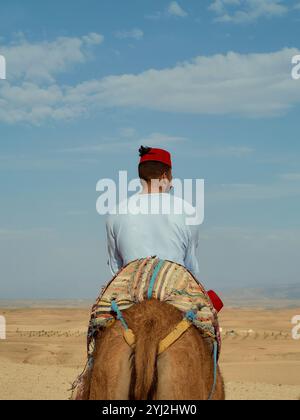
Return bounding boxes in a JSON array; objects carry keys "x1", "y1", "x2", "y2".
[
  {"x1": 106, "y1": 193, "x2": 196, "y2": 223},
  {"x1": 105, "y1": 196, "x2": 134, "y2": 230}
]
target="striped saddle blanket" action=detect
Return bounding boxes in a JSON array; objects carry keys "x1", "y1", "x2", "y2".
[{"x1": 87, "y1": 257, "x2": 221, "y2": 357}]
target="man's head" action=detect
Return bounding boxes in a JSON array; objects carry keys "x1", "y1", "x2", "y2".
[{"x1": 138, "y1": 146, "x2": 172, "y2": 193}]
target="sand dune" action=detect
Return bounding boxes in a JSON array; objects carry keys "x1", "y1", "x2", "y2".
[{"x1": 0, "y1": 306, "x2": 299, "y2": 400}]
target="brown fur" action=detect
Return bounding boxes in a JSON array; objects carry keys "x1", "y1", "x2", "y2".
[{"x1": 87, "y1": 299, "x2": 225, "y2": 400}]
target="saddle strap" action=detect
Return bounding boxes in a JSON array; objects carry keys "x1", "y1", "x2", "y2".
[
  {"x1": 158, "y1": 318, "x2": 192, "y2": 355},
  {"x1": 123, "y1": 318, "x2": 192, "y2": 355}
]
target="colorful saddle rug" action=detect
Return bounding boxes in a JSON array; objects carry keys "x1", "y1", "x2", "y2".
[
  {"x1": 87, "y1": 257, "x2": 221, "y2": 358},
  {"x1": 71, "y1": 257, "x2": 221, "y2": 398}
]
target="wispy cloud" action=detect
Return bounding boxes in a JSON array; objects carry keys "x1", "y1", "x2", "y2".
[
  {"x1": 182, "y1": 146, "x2": 255, "y2": 158},
  {"x1": 0, "y1": 227, "x2": 55, "y2": 238},
  {"x1": 0, "y1": 153, "x2": 98, "y2": 170},
  {"x1": 114, "y1": 28, "x2": 144, "y2": 40},
  {"x1": 146, "y1": 1, "x2": 188, "y2": 20},
  {"x1": 167, "y1": 1, "x2": 188, "y2": 17},
  {"x1": 209, "y1": 0, "x2": 288, "y2": 24},
  {"x1": 279, "y1": 172, "x2": 300, "y2": 181},
  {"x1": 208, "y1": 181, "x2": 300, "y2": 202},
  {"x1": 60, "y1": 132, "x2": 187, "y2": 154},
  {"x1": 139, "y1": 132, "x2": 187, "y2": 146},
  {"x1": 118, "y1": 127, "x2": 138, "y2": 138},
  {"x1": 0, "y1": 141, "x2": 256, "y2": 172},
  {"x1": 65, "y1": 210, "x2": 89, "y2": 216},
  {"x1": 60, "y1": 142, "x2": 131, "y2": 154}
]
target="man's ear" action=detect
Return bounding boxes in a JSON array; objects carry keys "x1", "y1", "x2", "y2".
[{"x1": 166, "y1": 169, "x2": 173, "y2": 181}]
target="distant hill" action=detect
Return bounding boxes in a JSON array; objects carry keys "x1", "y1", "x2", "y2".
[
  {"x1": 220, "y1": 283, "x2": 300, "y2": 308},
  {"x1": 0, "y1": 299, "x2": 92, "y2": 309},
  {"x1": 0, "y1": 284, "x2": 299, "y2": 309},
  {"x1": 263, "y1": 284, "x2": 300, "y2": 300}
]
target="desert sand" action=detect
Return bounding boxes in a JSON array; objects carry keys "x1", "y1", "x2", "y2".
[{"x1": 0, "y1": 304, "x2": 299, "y2": 400}]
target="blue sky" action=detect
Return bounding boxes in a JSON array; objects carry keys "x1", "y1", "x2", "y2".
[{"x1": 0, "y1": 0, "x2": 299, "y2": 299}]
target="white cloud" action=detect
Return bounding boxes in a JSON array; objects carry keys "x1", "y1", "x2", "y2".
[
  {"x1": 1, "y1": 32, "x2": 104, "y2": 82},
  {"x1": 167, "y1": 1, "x2": 188, "y2": 17},
  {"x1": 0, "y1": 81, "x2": 85, "y2": 124},
  {"x1": 1, "y1": 40, "x2": 300, "y2": 124},
  {"x1": 209, "y1": 0, "x2": 288, "y2": 23},
  {"x1": 82, "y1": 33, "x2": 104, "y2": 45},
  {"x1": 114, "y1": 28, "x2": 144, "y2": 40},
  {"x1": 64, "y1": 48, "x2": 300, "y2": 118}
]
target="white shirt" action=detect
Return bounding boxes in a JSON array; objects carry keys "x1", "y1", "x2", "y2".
[{"x1": 106, "y1": 193, "x2": 200, "y2": 277}]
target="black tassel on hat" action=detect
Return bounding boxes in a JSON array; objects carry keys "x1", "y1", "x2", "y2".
[{"x1": 139, "y1": 146, "x2": 152, "y2": 157}]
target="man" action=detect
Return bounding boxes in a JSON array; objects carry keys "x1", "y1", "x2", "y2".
[
  {"x1": 106, "y1": 146, "x2": 200, "y2": 278},
  {"x1": 71, "y1": 146, "x2": 222, "y2": 400}
]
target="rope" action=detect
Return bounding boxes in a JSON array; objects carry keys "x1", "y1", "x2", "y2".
[
  {"x1": 185, "y1": 310, "x2": 196, "y2": 322},
  {"x1": 111, "y1": 300, "x2": 129, "y2": 330},
  {"x1": 111, "y1": 300, "x2": 137, "y2": 350},
  {"x1": 208, "y1": 341, "x2": 218, "y2": 400},
  {"x1": 185, "y1": 310, "x2": 218, "y2": 400}
]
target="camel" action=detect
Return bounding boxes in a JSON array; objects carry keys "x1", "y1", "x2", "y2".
[{"x1": 81, "y1": 299, "x2": 225, "y2": 400}]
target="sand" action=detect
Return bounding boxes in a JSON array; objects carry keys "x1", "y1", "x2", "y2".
[{"x1": 0, "y1": 306, "x2": 299, "y2": 400}]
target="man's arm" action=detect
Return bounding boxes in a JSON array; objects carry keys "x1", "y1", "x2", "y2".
[
  {"x1": 106, "y1": 217, "x2": 123, "y2": 275},
  {"x1": 184, "y1": 225, "x2": 200, "y2": 278}
]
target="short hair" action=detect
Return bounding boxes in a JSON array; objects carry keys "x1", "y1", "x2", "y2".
[{"x1": 138, "y1": 161, "x2": 171, "y2": 183}]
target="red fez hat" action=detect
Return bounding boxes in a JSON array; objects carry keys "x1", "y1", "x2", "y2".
[{"x1": 139, "y1": 146, "x2": 172, "y2": 168}]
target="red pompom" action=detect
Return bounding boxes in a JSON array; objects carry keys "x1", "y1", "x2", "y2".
[{"x1": 207, "y1": 290, "x2": 224, "y2": 313}]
